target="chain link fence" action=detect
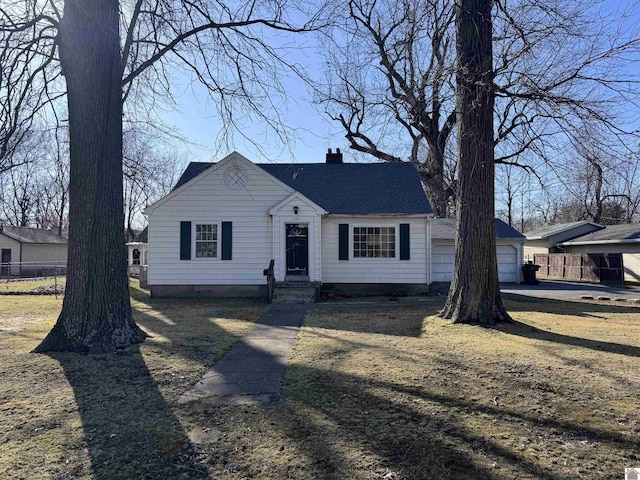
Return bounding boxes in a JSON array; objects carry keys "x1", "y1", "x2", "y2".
[{"x1": 0, "y1": 261, "x2": 67, "y2": 280}]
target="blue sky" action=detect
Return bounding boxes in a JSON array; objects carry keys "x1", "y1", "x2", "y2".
[
  {"x1": 161, "y1": 0, "x2": 640, "y2": 167},
  {"x1": 162, "y1": 41, "x2": 344, "y2": 165}
]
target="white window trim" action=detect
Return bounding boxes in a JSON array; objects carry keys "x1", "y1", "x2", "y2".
[
  {"x1": 192, "y1": 221, "x2": 220, "y2": 260},
  {"x1": 350, "y1": 223, "x2": 399, "y2": 261}
]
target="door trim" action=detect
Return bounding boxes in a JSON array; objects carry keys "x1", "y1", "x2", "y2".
[
  {"x1": 274, "y1": 214, "x2": 317, "y2": 282},
  {"x1": 285, "y1": 223, "x2": 308, "y2": 276}
]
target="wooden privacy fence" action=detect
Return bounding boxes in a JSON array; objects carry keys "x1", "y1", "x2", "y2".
[{"x1": 534, "y1": 253, "x2": 624, "y2": 284}]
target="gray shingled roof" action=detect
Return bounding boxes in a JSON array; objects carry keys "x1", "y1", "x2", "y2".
[
  {"x1": 431, "y1": 218, "x2": 525, "y2": 240},
  {"x1": 561, "y1": 223, "x2": 640, "y2": 244},
  {"x1": 173, "y1": 161, "x2": 433, "y2": 215},
  {"x1": 0, "y1": 226, "x2": 67, "y2": 244},
  {"x1": 173, "y1": 162, "x2": 212, "y2": 190},
  {"x1": 524, "y1": 221, "x2": 603, "y2": 239}
]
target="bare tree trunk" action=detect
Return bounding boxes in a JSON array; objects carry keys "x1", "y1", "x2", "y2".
[
  {"x1": 587, "y1": 154, "x2": 604, "y2": 224},
  {"x1": 35, "y1": 0, "x2": 146, "y2": 353},
  {"x1": 418, "y1": 144, "x2": 448, "y2": 217},
  {"x1": 439, "y1": 0, "x2": 511, "y2": 325}
]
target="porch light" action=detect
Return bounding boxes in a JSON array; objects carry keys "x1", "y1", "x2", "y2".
[{"x1": 293, "y1": 206, "x2": 299, "y2": 215}]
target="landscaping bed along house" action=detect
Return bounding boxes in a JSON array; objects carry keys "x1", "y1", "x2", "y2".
[{"x1": 0, "y1": 280, "x2": 639, "y2": 479}]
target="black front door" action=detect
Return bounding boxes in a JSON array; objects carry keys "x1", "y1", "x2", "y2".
[
  {"x1": 286, "y1": 224, "x2": 308, "y2": 276},
  {"x1": 1, "y1": 249, "x2": 11, "y2": 276}
]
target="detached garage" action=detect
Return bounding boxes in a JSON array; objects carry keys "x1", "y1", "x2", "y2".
[
  {"x1": 0, "y1": 226, "x2": 67, "y2": 277},
  {"x1": 430, "y1": 218, "x2": 525, "y2": 283}
]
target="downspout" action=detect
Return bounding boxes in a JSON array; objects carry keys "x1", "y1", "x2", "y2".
[
  {"x1": 426, "y1": 217, "x2": 432, "y2": 285},
  {"x1": 517, "y1": 240, "x2": 525, "y2": 284}
]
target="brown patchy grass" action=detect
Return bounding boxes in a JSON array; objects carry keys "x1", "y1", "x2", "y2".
[
  {"x1": 0, "y1": 281, "x2": 265, "y2": 479},
  {"x1": 1, "y1": 287, "x2": 639, "y2": 479},
  {"x1": 276, "y1": 297, "x2": 640, "y2": 479}
]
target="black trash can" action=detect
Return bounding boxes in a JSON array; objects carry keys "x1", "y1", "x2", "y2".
[{"x1": 521, "y1": 261, "x2": 540, "y2": 285}]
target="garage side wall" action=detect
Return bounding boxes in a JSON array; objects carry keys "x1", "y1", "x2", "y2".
[
  {"x1": 0, "y1": 234, "x2": 20, "y2": 275},
  {"x1": 21, "y1": 244, "x2": 68, "y2": 263},
  {"x1": 624, "y1": 253, "x2": 640, "y2": 284}
]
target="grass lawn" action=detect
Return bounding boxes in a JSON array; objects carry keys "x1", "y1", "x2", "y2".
[
  {"x1": 0, "y1": 277, "x2": 66, "y2": 294},
  {"x1": 1, "y1": 287, "x2": 639, "y2": 479}
]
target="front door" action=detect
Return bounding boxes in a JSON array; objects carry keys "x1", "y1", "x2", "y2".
[
  {"x1": 286, "y1": 224, "x2": 308, "y2": 276},
  {"x1": 1, "y1": 249, "x2": 11, "y2": 276}
]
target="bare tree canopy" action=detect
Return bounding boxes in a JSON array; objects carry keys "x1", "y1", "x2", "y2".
[
  {"x1": 317, "y1": 0, "x2": 640, "y2": 218},
  {"x1": 317, "y1": 0, "x2": 457, "y2": 216},
  {"x1": 1, "y1": 0, "x2": 328, "y2": 352}
]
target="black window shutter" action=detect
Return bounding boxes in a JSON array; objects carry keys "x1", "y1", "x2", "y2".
[
  {"x1": 400, "y1": 223, "x2": 410, "y2": 260},
  {"x1": 339, "y1": 224, "x2": 349, "y2": 260},
  {"x1": 180, "y1": 221, "x2": 191, "y2": 260},
  {"x1": 221, "y1": 222, "x2": 232, "y2": 260}
]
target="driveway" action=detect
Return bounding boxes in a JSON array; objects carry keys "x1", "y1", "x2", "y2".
[{"x1": 501, "y1": 280, "x2": 640, "y2": 302}]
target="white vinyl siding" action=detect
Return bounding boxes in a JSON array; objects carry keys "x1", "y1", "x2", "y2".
[
  {"x1": 322, "y1": 216, "x2": 428, "y2": 284},
  {"x1": 148, "y1": 160, "x2": 292, "y2": 285}
]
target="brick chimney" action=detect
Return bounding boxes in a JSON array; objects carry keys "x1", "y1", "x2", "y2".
[{"x1": 326, "y1": 148, "x2": 343, "y2": 164}]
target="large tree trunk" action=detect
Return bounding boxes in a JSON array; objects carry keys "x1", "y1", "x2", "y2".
[
  {"x1": 35, "y1": 0, "x2": 146, "y2": 353},
  {"x1": 439, "y1": 0, "x2": 512, "y2": 325},
  {"x1": 417, "y1": 144, "x2": 449, "y2": 217}
]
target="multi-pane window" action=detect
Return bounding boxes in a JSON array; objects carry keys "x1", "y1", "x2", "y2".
[
  {"x1": 195, "y1": 224, "x2": 217, "y2": 257},
  {"x1": 353, "y1": 227, "x2": 396, "y2": 258}
]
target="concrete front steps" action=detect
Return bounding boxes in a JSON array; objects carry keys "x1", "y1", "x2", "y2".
[{"x1": 272, "y1": 281, "x2": 320, "y2": 304}]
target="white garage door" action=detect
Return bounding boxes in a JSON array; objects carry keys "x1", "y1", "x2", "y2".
[{"x1": 431, "y1": 244, "x2": 519, "y2": 283}]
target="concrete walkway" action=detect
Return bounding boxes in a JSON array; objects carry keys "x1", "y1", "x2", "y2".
[{"x1": 179, "y1": 304, "x2": 309, "y2": 405}]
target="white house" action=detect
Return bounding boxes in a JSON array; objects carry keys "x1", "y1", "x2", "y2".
[
  {"x1": 144, "y1": 151, "x2": 434, "y2": 297},
  {"x1": 430, "y1": 218, "x2": 526, "y2": 283},
  {"x1": 126, "y1": 227, "x2": 148, "y2": 276},
  {"x1": 0, "y1": 226, "x2": 67, "y2": 277}
]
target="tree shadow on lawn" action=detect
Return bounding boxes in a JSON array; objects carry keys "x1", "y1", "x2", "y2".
[
  {"x1": 307, "y1": 303, "x2": 439, "y2": 337},
  {"x1": 503, "y1": 292, "x2": 640, "y2": 317},
  {"x1": 496, "y1": 321, "x2": 640, "y2": 358},
  {"x1": 129, "y1": 287, "x2": 266, "y2": 368},
  {"x1": 274, "y1": 365, "x2": 639, "y2": 480},
  {"x1": 492, "y1": 293, "x2": 640, "y2": 357},
  {"x1": 47, "y1": 347, "x2": 212, "y2": 479},
  {"x1": 36, "y1": 291, "x2": 266, "y2": 479}
]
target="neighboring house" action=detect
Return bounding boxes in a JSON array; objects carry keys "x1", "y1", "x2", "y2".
[
  {"x1": 523, "y1": 221, "x2": 604, "y2": 260},
  {"x1": 559, "y1": 223, "x2": 640, "y2": 284},
  {"x1": 144, "y1": 151, "x2": 433, "y2": 297},
  {"x1": 430, "y1": 218, "x2": 525, "y2": 283},
  {"x1": 126, "y1": 227, "x2": 148, "y2": 273},
  {"x1": 0, "y1": 225, "x2": 67, "y2": 276}
]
